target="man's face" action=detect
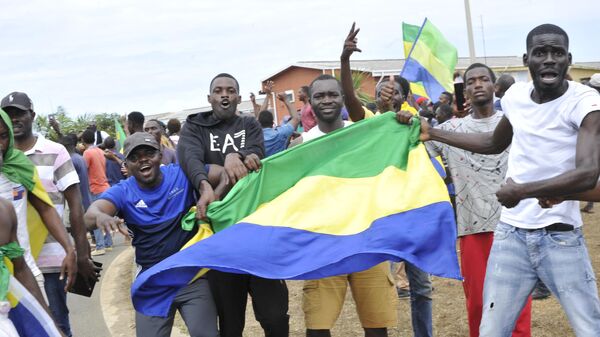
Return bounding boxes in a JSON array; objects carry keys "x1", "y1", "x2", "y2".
[
  {"x1": 465, "y1": 67, "x2": 495, "y2": 107},
  {"x1": 310, "y1": 79, "x2": 344, "y2": 123},
  {"x1": 0, "y1": 119, "x2": 9, "y2": 158},
  {"x1": 298, "y1": 89, "x2": 307, "y2": 102},
  {"x1": 4, "y1": 107, "x2": 34, "y2": 140},
  {"x1": 376, "y1": 81, "x2": 404, "y2": 112},
  {"x1": 126, "y1": 146, "x2": 162, "y2": 187},
  {"x1": 208, "y1": 77, "x2": 240, "y2": 120},
  {"x1": 143, "y1": 120, "x2": 162, "y2": 143},
  {"x1": 88, "y1": 122, "x2": 97, "y2": 132},
  {"x1": 524, "y1": 33, "x2": 571, "y2": 93},
  {"x1": 438, "y1": 94, "x2": 450, "y2": 105}
]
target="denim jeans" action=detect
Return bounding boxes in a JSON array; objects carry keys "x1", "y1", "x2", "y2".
[
  {"x1": 480, "y1": 222, "x2": 600, "y2": 337},
  {"x1": 44, "y1": 273, "x2": 72, "y2": 337},
  {"x1": 91, "y1": 193, "x2": 113, "y2": 249},
  {"x1": 406, "y1": 262, "x2": 433, "y2": 337}
]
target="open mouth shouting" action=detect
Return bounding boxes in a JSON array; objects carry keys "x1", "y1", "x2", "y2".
[{"x1": 539, "y1": 70, "x2": 560, "y2": 85}]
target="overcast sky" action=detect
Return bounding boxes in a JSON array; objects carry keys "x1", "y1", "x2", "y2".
[{"x1": 0, "y1": 0, "x2": 597, "y2": 116}]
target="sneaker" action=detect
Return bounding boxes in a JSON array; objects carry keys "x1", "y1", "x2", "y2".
[
  {"x1": 397, "y1": 288, "x2": 410, "y2": 299},
  {"x1": 106, "y1": 246, "x2": 113, "y2": 252},
  {"x1": 91, "y1": 249, "x2": 105, "y2": 256}
]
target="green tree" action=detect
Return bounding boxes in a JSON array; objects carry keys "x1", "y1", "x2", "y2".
[{"x1": 36, "y1": 107, "x2": 121, "y2": 142}]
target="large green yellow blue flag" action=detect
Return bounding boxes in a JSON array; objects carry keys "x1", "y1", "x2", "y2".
[
  {"x1": 131, "y1": 112, "x2": 461, "y2": 317},
  {"x1": 401, "y1": 18, "x2": 458, "y2": 102}
]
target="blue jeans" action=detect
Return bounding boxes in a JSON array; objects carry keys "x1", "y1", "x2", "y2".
[
  {"x1": 91, "y1": 193, "x2": 113, "y2": 249},
  {"x1": 480, "y1": 222, "x2": 600, "y2": 337},
  {"x1": 406, "y1": 262, "x2": 433, "y2": 337},
  {"x1": 44, "y1": 273, "x2": 72, "y2": 337}
]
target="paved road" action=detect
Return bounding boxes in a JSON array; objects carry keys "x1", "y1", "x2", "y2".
[{"x1": 68, "y1": 236, "x2": 130, "y2": 337}]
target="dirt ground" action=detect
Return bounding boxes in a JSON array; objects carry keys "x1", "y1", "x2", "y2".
[{"x1": 235, "y1": 205, "x2": 599, "y2": 337}]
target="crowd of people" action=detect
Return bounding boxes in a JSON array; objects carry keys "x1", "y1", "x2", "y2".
[{"x1": 1, "y1": 22, "x2": 600, "y2": 337}]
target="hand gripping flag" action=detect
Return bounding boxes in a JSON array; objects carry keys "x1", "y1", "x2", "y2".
[
  {"x1": 401, "y1": 18, "x2": 458, "y2": 103},
  {"x1": 132, "y1": 112, "x2": 461, "y2": 317}
]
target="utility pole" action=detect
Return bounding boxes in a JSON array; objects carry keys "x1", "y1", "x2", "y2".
[{"x1": 464, "y1": 0, "x2": 476, "y2": 63}]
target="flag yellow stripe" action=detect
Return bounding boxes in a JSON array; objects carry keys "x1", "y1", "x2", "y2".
[
  {"x1": 409, "y1": 42, "x2": 454, "y2": 91},
  {"x1": 242, "y1": 144, "x2": 449, "y2": 235}
]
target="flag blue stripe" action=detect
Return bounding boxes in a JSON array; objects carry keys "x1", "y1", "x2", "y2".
[
  {"x1": 132, "y1": 201, "x2": 460, "y2": 317},
  {"x1": 402, "y1": 58, "x2": 448, "y2": 102},
  {"x1": 9, "y1": 304, "x2": 52, "y2": 337}
]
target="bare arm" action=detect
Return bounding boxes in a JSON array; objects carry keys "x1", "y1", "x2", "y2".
[
  {"x1": 277, "y1": 93, "x2": 300, "y2": 129},
  {"x1": 1, "y1": 199, "x2": 47, "y2": 309},
  {"x1": 498, "y1": 111, "x2": 600, "y2": 208},
  {"x1": 63, "y1": 184, "x2": 97, "y2": 288},
  {"x1": 397, "y1": 112, "x2": 513, "y2": 154},
  {"x1": 340, "y1": 23, "x2": 365, "y2": 122},
  {"x1": 84, "y1": 199, "x2": 125, "y2": 235},
  {"x1": 28, "y1": 192, "x2": 77, "y2": 291},
  {"x1": 259, "y1": 81, "x2": 274, "y2": 113},
  {"x1": 250, "y1": 93, "x2": 261, "y2": 118}
]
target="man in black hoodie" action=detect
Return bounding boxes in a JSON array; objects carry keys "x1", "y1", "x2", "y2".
[{"x1": 177, "y1": 73, "x2": 289, "y2": 337}]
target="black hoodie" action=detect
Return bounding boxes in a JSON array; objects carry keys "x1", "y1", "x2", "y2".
[{"x1": 177, "y1": 110, "x2": 264, "y2": 189}]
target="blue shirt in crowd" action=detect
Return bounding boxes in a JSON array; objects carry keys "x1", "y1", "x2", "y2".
[
  {"x1": 263, "y1": 123, "x2": 295, "y2": 157},
  {"x1": 100, "y1": 164, "x2": 197, "y2": 272},
  {"x1": 70, "y1": 153, "x2": 92, "y2": 210}
]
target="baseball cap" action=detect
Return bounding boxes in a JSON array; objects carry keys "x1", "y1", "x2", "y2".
[
  {"x1": 1, "y1": 92, "x2": 34, "y2": 111},
  {"x1": 123, "y1": 132, "x2": 160, "y2": 158},
  {"x1": 416, "y1": 97, "x2": 428, "y2": 105},
  {"x1": 589, "y1": 73, "x2": 600, "y2": 88}
]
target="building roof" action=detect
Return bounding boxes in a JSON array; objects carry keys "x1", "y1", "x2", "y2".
[{"x1": 263, "y1": 56, "x2": 600, "y2": 81}]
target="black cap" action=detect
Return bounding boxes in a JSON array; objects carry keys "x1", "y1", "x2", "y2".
[
  {"x1": 1, "y1": 92, "x2": 34, "y2": 111},
  {"x1": 123, "y1": 132, "x2": 160, "y2": 158}
]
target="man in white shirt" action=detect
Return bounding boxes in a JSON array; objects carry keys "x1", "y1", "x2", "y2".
[{"x1": 397, "y1": 24, "x2": 600, "y2": 336}]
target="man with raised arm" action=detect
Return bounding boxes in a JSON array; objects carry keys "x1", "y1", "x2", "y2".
[
  {"x1": 259, "y1": 91, "x2": 300, "y2": 157},
  {"x1": 397, "y1": 24, "x2": 600, "y2": 336},
  {"x1": 340, "y1": 22, "x2": 433, "y2": 337}
]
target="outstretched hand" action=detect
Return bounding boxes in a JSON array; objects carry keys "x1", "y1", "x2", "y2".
[{"x1": 341, "y1": 22, "x2": 361, "y2": 61}]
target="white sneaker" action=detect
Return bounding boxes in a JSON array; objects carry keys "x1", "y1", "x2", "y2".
[{"x1": 91, "y1": 249, "x2": 105, "y2": 256}]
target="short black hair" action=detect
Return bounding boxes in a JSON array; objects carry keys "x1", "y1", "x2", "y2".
[
  {"x1": 441, "y1": 91, "x2": 453, "y2": 105},
  {"x1": 308, "y1": 74, "x2": 342, "y2": 97},
  {"x1": 258, "y1": 110, "x2": 274, "y2": 128},
  {"x1": 436, "y1": 103, "x2": 454, "y2": 122},
  {"x1": 103, "y1": 136, "x2": 116, "y2": 149},
  {"x1": 378, "y1": 75, "x2": 410, "y2": 98},
  {"x1": 167, "y1": 118, "x2": 181, "y2": 134},
  {"x1": 128, "y1": 111, "x2": 145, "y2": 127},
  {"x1": 464, "y1": 63, "x2": 497, "y2": 84},
  {"x1": 300, "y1": 86, "x2": 310, "y2": 95},
  {"x1": 526, "y1": 24, "x2": 569, "y2": 51},
  {"x1": 58, "y1": 135, "x2": 75, "y2": 148},
  {"x1": 81, "y1": 129, "x2": 95, "y2": 144},
  {"x1": 210, "y1": 73, "x2": 240, "y2": 92}
]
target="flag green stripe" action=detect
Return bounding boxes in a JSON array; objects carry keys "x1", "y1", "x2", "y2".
[
  {"x1": 402, "y1": 22, "x2": 421, "y2": 57},
  {"x1": 418, "y1": 20, "x2": 458, "y2": 69},
  {"x1": 207, "y1": 112, "x2": 421, "y2": 232}
]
